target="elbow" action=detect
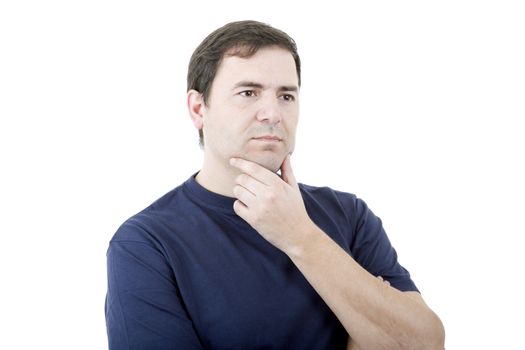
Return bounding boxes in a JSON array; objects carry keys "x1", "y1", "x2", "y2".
[
  {"x1": 423, "y1": 311, "x2": 446, "y2": 350},
  {"x1": 397, "y1": 310, "x2": 445, "y2": 350},
  {"x1": 434, "y1": 316, "x2": 446, "y2": 350}
]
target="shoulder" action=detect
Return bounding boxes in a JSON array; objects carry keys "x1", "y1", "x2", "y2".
[
  {"x1": 298, "y1": 182, "x2": 354, "y2": 199},
  {"x1": 298, "y1": 182, "x2": 366, "y2": 213},
  {"x1": 109, "y1": 185, "x2": 186, "y2": 245},
  {"x1": 298, "y1": 182, "x2": 380, "y2": 230}
]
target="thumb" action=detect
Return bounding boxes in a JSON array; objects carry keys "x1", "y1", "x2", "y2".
[{"x1": 280, "y1": 154, "x2": 298, "y2": 189}]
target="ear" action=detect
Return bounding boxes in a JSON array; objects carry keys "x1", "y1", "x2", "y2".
[{"x1": 187, "y1": 89, "x2": 206, "y2": 130}]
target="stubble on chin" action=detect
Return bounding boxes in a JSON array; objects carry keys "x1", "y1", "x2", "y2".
[
  {"x1": 233, "y1": 135, "x2": 293, "y2": 173},
  {"x1": 241, "y1": 150, "x2": 287, "y2": 173}
]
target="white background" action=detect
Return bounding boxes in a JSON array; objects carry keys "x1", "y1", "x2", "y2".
[{"x1": 1, "y1": 1, "x2": 524, "y2": 348}]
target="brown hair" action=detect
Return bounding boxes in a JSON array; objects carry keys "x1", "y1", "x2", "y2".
[{"x1": 187, "y1": 20, "x2": 301, "y2": 147}]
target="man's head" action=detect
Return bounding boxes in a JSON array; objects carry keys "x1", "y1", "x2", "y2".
[
  {"x1": 187, "y1": 20, "x2": 301, "y2": 173},
  {"x1": 187, "y1": 21, "x2": 301, "y2": 143}
]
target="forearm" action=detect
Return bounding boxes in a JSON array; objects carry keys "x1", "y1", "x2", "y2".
[{"x1": 288, "y1": 221, "x2": 445, "y2": 350}]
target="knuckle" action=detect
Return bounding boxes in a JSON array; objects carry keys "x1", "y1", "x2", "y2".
[{"x1": 266, "y1": 191, "x2": 277, "y2": 202}]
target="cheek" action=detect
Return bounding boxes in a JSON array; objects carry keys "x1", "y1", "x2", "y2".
[
  {"x1": 205, "y1": 114, "x2": 246, "y2": 148},
  {"x1": 284, "y1": 113, "x2": 299, "y2": 134}
]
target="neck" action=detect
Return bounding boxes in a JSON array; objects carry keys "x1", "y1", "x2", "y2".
[{"x1": 195, "y1": 152, "x2": 240, "y2": 198}]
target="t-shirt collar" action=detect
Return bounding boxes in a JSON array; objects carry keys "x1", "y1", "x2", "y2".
[{"x1": 183, "y1": 172, "x2": 237, "y2": 214}]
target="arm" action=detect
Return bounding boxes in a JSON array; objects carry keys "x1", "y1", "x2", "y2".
[
  {"x1": 345, "y1": 278, "x2": 389, "y2": 350},
  {"x1": 106, "y1": 227, "x2": 204, "y2": 349},
  {"x1": 289, "y1": 222, "x2": 444, "y2": 350},
  {"x1": 230, "y1": 156, "x2": 445, "y2": 350}
]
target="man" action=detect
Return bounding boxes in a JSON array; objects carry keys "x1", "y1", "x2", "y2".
[{"x1": 105, "y1": 20, "x2": 445, "y2": 349}]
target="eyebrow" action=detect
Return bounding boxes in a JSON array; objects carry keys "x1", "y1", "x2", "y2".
[{"x1": 232, "y1": 81, "x2": 298, "y2": 93}]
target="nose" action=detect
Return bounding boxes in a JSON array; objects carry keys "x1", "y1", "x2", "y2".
[{"x1": 255, "y1": 96, "x2": 282, "y2": 124}]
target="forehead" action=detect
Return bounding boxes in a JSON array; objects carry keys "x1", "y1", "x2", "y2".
[{"x1": 214, "y1": 46, "x2": 299, "y2": 88}]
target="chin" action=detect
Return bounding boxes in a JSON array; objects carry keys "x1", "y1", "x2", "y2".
[{"x1": 245, "y1": 153, "x2": 284, "y2": 173}]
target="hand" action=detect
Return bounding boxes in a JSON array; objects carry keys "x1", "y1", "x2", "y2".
[
  {"x1": 229, "y1": 154, "x2": 313, "y2": 254},
  {"x1": 377, "y1": 276, "x2": 391, "y2": 286}
]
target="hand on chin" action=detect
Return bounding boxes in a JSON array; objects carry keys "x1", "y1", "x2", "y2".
[{"x1": 236, "y1": 151, "x2": 285, "y2": 174}]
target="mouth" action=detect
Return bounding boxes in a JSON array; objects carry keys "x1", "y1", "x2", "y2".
[{"x1": 252, "y1": 135, "x2": 283, "y2": 142}]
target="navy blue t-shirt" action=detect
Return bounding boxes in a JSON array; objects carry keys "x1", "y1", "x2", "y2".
[{"x1": 105, "y1": 173, "x2": 418, "y2": 349}]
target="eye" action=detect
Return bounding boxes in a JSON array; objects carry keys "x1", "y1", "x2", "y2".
[
  {"x1": 280, "y1": 94, "x2": 296, "y2": 102},
  {"x1": 239, "y1": 90, "x2": 256, "y2": 97}
]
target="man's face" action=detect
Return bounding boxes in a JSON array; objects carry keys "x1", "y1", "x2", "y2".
[{"x1": 201, "y1": 46, "x2": 299, "y2": 173}]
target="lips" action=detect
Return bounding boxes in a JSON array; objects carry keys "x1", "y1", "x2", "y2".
[{"x1": 253, "y1": 135, "x2": 282, "y2": 141}]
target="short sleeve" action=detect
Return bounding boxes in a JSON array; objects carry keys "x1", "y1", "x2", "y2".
[
  {"x1": 350, "y1": 198, "x2": 419, "y2": 293},
  {"x1": 105, "y1": 223, "x2": 204, "y2": 349}
]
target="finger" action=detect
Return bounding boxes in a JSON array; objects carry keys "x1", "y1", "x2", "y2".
[
  {"x1": 233, "y1": 199, "x2": 250, "y2": 220},
  {"x1": 377, "y1": 276, "x2": 391, "y2": 286},
  {"x1": 230, "y1": 158, "x2": 276, "y2": 185},
  {"x1": 235, "y1": 173, "x2": 267, "y2": 196},
  {"x1": 280, "y1": 154, "x2": 298, "y2": 189},
  {"x1": 233, "y1": 184, "x2": 256, "y2": 208}
]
